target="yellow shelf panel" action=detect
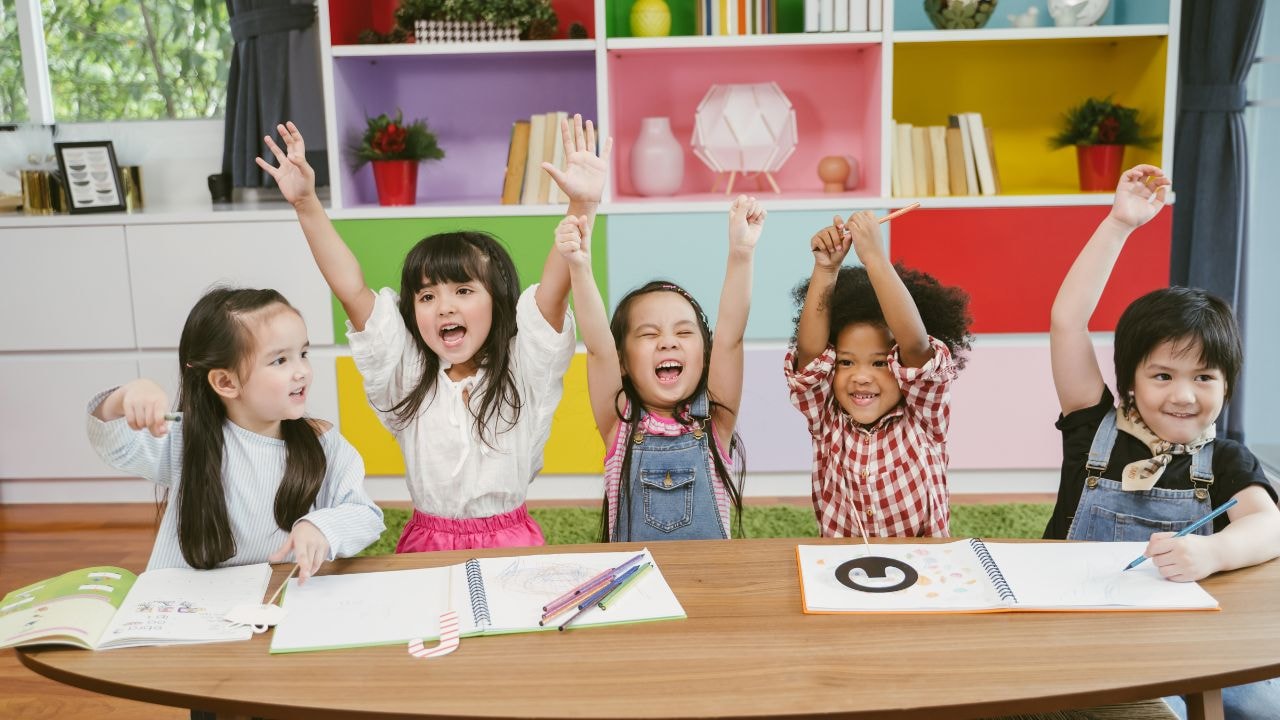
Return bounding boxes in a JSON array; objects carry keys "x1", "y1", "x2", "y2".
[{"x1": 894, "y1": 36, "x2": 1167, "y2": 194}]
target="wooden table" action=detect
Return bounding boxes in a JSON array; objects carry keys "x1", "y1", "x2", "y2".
[{"x1": 18, "y1": 538, "x2": 1280, "y2": 720}]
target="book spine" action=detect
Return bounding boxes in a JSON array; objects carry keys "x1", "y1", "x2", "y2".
[
  {"x1": 969, "y1": 539, "x2": 1017, "y2": 605},
  {"x1": 465, "y1": 558, "x2": 491, "y2": 630}
]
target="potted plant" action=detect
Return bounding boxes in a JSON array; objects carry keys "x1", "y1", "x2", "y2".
[
  {"x1": 394, "y1": 0, "x2": 559, "y2": 42},
  {"x1": 351, "y1": 110, "x2": 444, "y2": 206},
  {"x1": 1049, "y1": 96, "x2": 1158, "y2": 191}
]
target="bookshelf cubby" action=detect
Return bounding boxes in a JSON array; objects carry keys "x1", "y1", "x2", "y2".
[{"x1": 320, "y1": 0, "x2": 1177, "y2": 216}]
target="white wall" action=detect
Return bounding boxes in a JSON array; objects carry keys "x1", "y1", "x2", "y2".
[
  {"x1": 51, "y1": 119, "x2": 224, "y2": 210},
  {"x1": 1244, "y1": 6, "x2": 1280, "y2": 455}
]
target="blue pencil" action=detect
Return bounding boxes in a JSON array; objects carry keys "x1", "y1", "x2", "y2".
[
  {"x1": 557, "y1": 564, "x2": 644, "y2": 631},
  {"x1": 1122, "y1": 498, "x2": 1238, "y2": 571}
]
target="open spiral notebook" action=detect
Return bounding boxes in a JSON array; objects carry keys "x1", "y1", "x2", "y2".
[
  {"x1": 797, "y1": 540, "x2": 1219, "y2": 614},
  {"x1": 269, "y1": 548, "x2": 685, "y2": 654}
]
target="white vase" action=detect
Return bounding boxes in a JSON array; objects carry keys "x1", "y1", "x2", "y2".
[{"x1": 629, "y1": 117, "x2": 683, "y2": 197}]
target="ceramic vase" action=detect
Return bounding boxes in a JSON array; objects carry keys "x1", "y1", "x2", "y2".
[
  {"x1": 630, "y1": 0, "x2": 672, "y2": 37},
  {"x1": 630, "y1": 117, "x2": 683, "y2": 197}
]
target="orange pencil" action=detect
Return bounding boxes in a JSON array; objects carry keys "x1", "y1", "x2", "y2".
[{"x1": 879, "y1": 202, "x2": 921, "y2": 224}]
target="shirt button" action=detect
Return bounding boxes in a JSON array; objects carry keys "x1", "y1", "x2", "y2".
[
  {"x1": 860, "y1": 468, "x2": 870, "y2": 478},
  {"x1": 866, "y1": 507, "x2": 875, "y2": 518}
]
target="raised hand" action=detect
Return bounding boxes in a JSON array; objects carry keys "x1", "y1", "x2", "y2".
[
  {"x1": 555, "y1": 214, "x2": 592, "y2": 269},
  {"x1": 542, "y1": 114, "x2": 613, "y2": 204},
  {"x1": 1108, "y1": 164, "x2": 1170, "y2": 230},
  {"x1": 844, "y1": 210, "x2": 885, "y2": 264},
  {"x1": 269, "y1": 520, "x2": 330, "y2": 586},
  {"x1": 728, "y1": 195, "x2": 766, "y2": 252},
  {"x1": 120, "y1": 379, "x2": 171, "y2": 438},
  {"x1": 811, "y1": 214, "x2": 853, "y2": 271},
  {"x1": 255, "y1": 121, "x2": 317, "y2": 208}
]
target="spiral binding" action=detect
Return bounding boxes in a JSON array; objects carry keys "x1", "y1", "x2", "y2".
[
  {"x1": 969, "y1": 539, "x2": 1017, "y2": 605},
  {"x1": 465, "y1": 559, "x2": 491, "y2": 629}
]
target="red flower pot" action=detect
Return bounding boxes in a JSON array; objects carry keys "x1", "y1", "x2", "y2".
[
  {"x1": 371, "y1": 160, "x2": 418, "y2": 206},
  {"x1": 1075, "y1": 144, "x2": 1126, "y2": 192}
]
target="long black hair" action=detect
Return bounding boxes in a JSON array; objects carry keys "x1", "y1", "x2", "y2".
[
  {"x1": 599, "y1": 280, "x2": 746, "y2": 542},
  {"x1": 175, "y1": 288, "x2": 326, "y2": 569},
  {"x1": 389, "y1": 231, "x2": 524, "y2": 448}
]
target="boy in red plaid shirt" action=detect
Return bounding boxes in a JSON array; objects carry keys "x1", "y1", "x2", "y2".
[{"x1": 786, "y1": 211, "x2": 973, "y2": 538}]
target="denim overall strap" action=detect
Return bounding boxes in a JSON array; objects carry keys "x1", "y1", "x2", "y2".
[
  {"x1": 1084, "y1": 408, "x2": 1119, "y2": 480},
  {"x1": 613, "y1": 392, "x2": 727, "y2": 542},
  {"x1": 1066, "y1": 409, "x2": 1214, "y2": 542}
]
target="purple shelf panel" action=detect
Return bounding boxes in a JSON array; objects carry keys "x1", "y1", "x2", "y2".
[{"x1": 334, "y1": 53, "x2": 598, "y2": 206}]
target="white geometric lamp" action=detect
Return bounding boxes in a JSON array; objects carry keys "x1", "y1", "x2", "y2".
[{"x1": 691, "y1": 82, "x2": 797, "y2": 194}]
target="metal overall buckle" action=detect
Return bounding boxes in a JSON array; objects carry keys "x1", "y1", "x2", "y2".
[{"x1": 1192, "y1": 480, "x2": 1211, "y2": 501}]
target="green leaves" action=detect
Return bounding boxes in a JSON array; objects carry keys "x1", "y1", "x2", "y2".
[
  {"x1": 37, "y1": 0, "x2": 231, "y2": 121},
  {"x1": 1049, "y1": 96, "x2": 1159, "y2": 149},
  {"x1": 393, "y1": 0, "x2": 559, "y2": 39}
]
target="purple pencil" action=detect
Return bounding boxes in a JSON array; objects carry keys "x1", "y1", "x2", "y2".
[{"x1": 540, "y1": 551, "x2": 646, "y2": 613}]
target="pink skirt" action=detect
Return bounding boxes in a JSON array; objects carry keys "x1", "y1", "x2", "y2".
[{"x1": 394, "y1": 504, "x2": 546, "y2": 553}]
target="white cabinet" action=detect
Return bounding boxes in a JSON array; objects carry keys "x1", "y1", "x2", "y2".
[
  {"x1": 126, "y1": 221, "x2": 334, "y2": 349},
  {"x1": 0, "y1": 356, "x2": 138, "y2": 479},
  {"x1": 0, "y1": 226, "x2": 136, "y2": 351}
]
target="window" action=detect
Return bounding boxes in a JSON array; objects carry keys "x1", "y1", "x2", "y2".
[
  {"x1": 41, "y1": 0, "x2": 232, "y2": 121},
  {"x1": 39, "y1": 0, "x2": 232, "y2": 121},
  {"x1": 1, "y1": 0, "x2": 28, "y2": 122}
]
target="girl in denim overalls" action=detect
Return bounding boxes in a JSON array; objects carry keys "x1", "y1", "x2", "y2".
[
  {"x1": 1048, "y1": 165, "x2": 1280, "y2": 720},
  {"x1": 556, "y1": 196, "x2": 767, "y2": 541}
]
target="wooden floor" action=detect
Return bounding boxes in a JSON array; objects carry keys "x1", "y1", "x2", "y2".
[{"x1": 0, "y1": 496, "x2": 1053, "y2": 719}]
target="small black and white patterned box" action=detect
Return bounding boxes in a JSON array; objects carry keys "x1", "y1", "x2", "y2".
[{"x1": 413, "y1": 20, "x2": 520, "y2": 43}]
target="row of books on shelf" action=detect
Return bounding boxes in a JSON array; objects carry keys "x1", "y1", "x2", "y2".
[
  {"x1": 892, "y1": 113, "x2": 1001, "y2": 198},
  {"x1": 501, "y1": 111, "x2": 572, "y2": 206},
  {"x1": 694, "y1": 0, "x2": 779, "y2": 36},
  {"x1": 804, "y1": 0, "x2": 884, "y2": 33}
]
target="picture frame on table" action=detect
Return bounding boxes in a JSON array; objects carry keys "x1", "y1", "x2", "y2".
[{"x1": 54, "y1": 140, "x2": 126, "y2": 214}]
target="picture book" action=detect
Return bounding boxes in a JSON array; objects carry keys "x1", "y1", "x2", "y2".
[
  {"x1": 797, "y1": 540, "x2": 1219, "y2": 614},
  {"x1": 1, "y1": 564, "x2": 272, "y2": 650},
  {"x1": 269, "y1": 548, "x2": 685, "y2": 654}
]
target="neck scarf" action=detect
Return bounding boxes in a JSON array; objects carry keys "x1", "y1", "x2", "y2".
[{"x1": 1114, "y1": 403, "x2": 1214, "y2": 491}]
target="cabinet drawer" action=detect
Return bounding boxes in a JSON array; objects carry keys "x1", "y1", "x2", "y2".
[
  {"x1": 127, "y1": 222, "x2": 334, "y2": 349},
  {"x1": 0, "y1": 226, "x2": 135, "y2": 350}
]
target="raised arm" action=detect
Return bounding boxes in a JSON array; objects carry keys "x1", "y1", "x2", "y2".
[
  {"x1": 709, "y1": 196, "x2": 765, "y2": 441},
  {"x1": 794, "y1": 216, "x2": 854, "y2": 369},
  {"x1": 845, "y1": 211, "x2": 931, "y2": 368},
  {"x1": 257, "y1": 121, "x2": 375, "y2": 331},
  {"x1": 92, "y1": 379, "x2": 171, "y2": 437},
  {"x1": 1050, "y1": 165, "x2": 1170, "y2": 414},
  {"x1": 555, "y1": 214, "x2": 622, "y2": 445},
  {"x1": 536, "y1": 114, "x2": 614, "y2": 331}
]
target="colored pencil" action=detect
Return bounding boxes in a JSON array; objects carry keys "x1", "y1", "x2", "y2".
[
  {"x1": 598, "y1": 562, "x2": 653, "y2": 610},
  {"x1": 1122, "y1": 498, "x2": 1238, "y2": 571}
]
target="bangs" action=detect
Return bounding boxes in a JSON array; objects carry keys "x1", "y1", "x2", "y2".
[{"x1": 403, "y1": 236, "x2": 491, "y2": 294}]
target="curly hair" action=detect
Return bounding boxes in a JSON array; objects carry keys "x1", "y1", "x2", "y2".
[{"x1": 790, "y1": 264, "x2": 974, "y2": 369}]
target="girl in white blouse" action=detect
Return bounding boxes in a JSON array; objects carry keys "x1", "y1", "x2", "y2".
[{"x1": 259, "y1": 116, "x2": 611, "y2": 552}]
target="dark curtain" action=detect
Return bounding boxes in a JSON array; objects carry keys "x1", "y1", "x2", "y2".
[
  {"x1": 222, "y1": 0, "x2": 328, "y2": 188},
  {"x1": 1170, "y1": 0, "x2": 1264, "y2": 442}
]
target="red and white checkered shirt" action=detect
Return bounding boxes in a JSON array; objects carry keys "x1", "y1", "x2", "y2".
[{"x1": 784, "y1": 337, "x2": 957, "y2": 538}]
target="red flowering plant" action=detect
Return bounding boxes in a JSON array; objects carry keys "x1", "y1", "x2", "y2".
[
  {"x1": 1049, "y1": 97, "x2": 1158, "y2": 149},
  {"x1": 351, "y1": 110, "x2": 444, "y2": 166}
]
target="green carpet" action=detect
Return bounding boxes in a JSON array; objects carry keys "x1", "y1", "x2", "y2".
[{"x1": 357, "y1": 503, "x2": 1053, "y2": 556}]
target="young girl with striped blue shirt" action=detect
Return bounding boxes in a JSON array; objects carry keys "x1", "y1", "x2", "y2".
[{"x1": 86, "y1": 287, "x2": 384, "y2": 583}]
